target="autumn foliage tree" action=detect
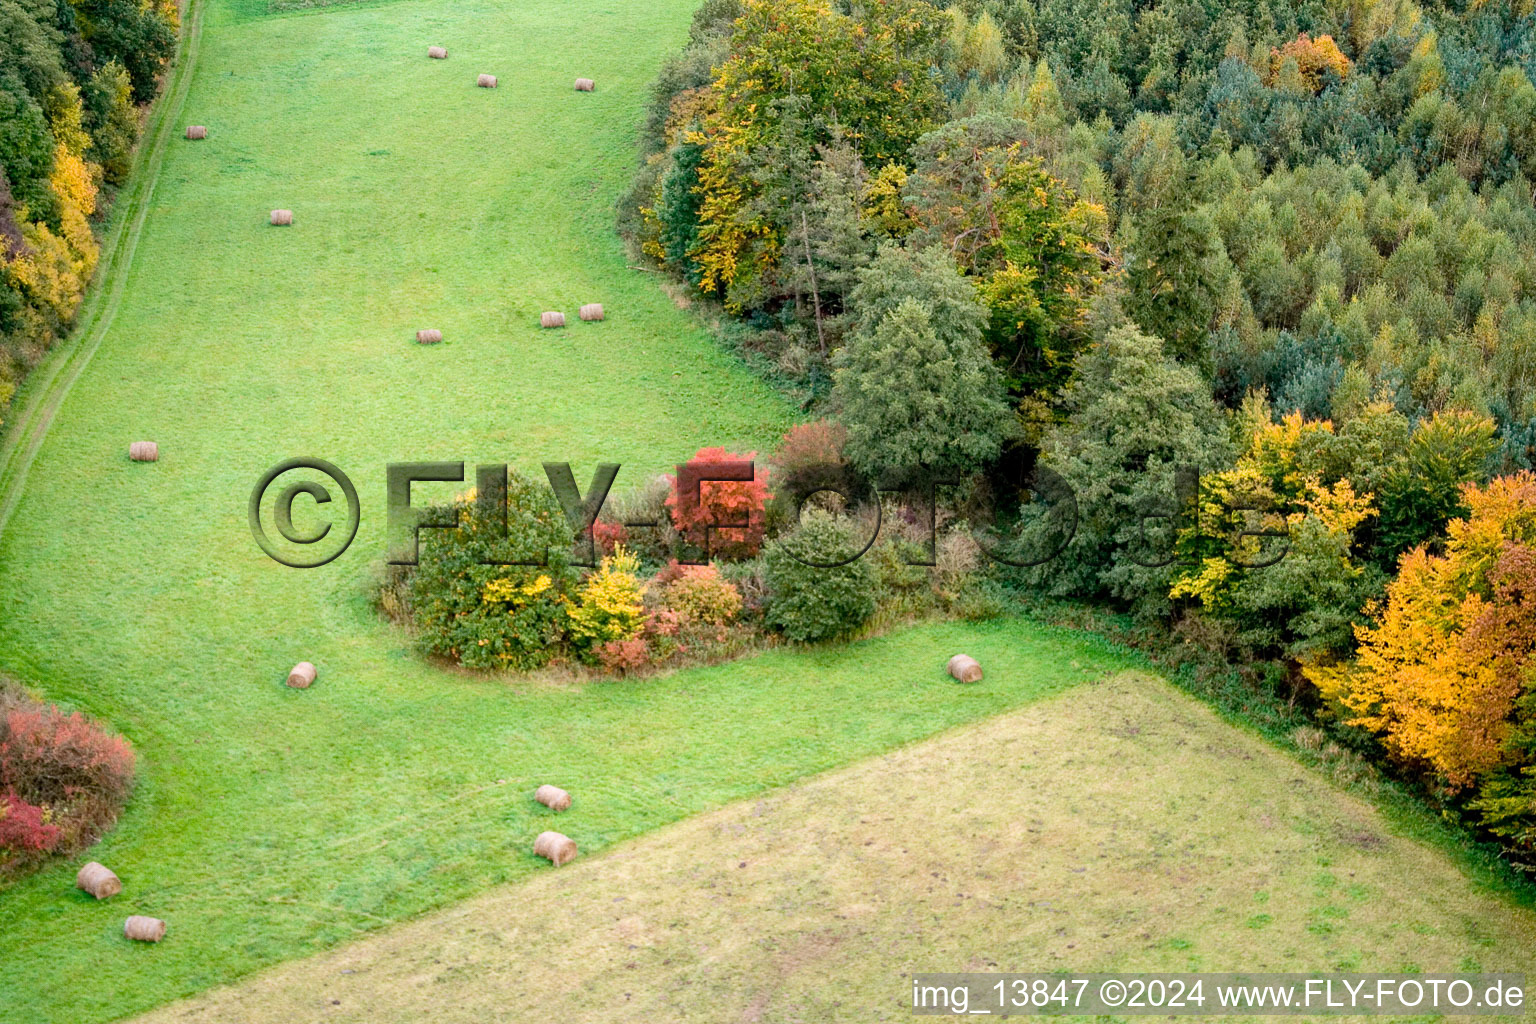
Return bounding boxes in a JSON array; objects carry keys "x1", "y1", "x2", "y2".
[
  {"x1": 0, "y1": 0, "x2": 175, "y2": 423},
  {"x1": 904, "y1": 116, "x2": 1106, "y2": 396},
  {"x1": 666, "y1": 446, "x2": 772, "y2": 558},
  {"x1": 1172, "y1": 407, "x2": 1382, "y2": 660},
  {"x1": 1267, "y1": 34, "x2": 1353, "y2": 93},
  {"x1": 1308, "y1": 472, "x2": 1536, "y2": 861},
  {"x1": 683, "y1": 0, "x2": 947, "y2": 307}
]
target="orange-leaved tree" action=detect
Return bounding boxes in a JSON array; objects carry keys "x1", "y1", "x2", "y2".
[
  {"x1": 1309, "y1": 472, "x2": 1536, "y2": 794},
  {"x1": 1267, "y1": 33, "x2": 1353, "y2": 93},
  {"x1": 666, "y1": 447, "x2": 772, "y2": 558}
]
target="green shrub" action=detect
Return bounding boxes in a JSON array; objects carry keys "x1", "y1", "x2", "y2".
[
  {"x1": 406, "y1": 472, "x2": 576, "y2": 671},
  {"x1": 764, "y1": 509, "x2": 876, "y2": 642}
]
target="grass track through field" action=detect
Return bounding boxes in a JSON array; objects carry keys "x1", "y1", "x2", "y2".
[{"x1": 0, "y1": 0, "x2": 206, "y2": 539}]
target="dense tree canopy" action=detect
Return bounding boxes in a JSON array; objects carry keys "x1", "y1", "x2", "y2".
[
  {"x1": 0, "y1": 0, "x2": 175, "y2": 421},
  {"x1": 625, "y1": 0, "x2": 1536, "y2": 866},
  {"x1": 833, "y1": 247, "x2": 1014, "y2": 481},
  {"x1": 628, "y1": 0, "x2": 1536, "y2": 478}
]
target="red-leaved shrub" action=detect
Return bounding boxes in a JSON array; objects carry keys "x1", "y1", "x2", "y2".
[
  {"x1": 652, "y1": 559, "x2": 690, "y2": 587},
  {"x1": 592, "y1": 519, "x2": 628, "y2": 558},
  {"x1": 596, "y1": 638, "x2": 651, "y2": 675},
  {"x1": 0, "y1": 792, "x2": 60, "y2": 853},
  {"x1": 666, "y1": 447, "x2": 771, "y2": 558},
  {"x1": 0, "y1": 704, "x2": 136, "y2": 806},
  {"x1": 646, "y1": 608, "x2": 683, "y2": 638},
  {"x1": 0, "y1": 689, "x2": 135, "y2": 871},
  {"x1": 772, "y1": 419, "x2": 848, "y2": 477}
]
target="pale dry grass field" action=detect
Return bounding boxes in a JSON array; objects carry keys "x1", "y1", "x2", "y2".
[{"x1": 136, "y1": 672, "x2": 1536, "y2": 1024}]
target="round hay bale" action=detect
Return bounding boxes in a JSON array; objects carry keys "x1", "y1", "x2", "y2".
[
  {"x1": 185, "y1": 126, "x2": 207, "y2": 140},
  {"x1": 946, "y1": 654, "x2": 983, "y2": 684},
  {"x1": 534, "y1": 831, "x2": 578, "y2": 866},
  {"x1": 574, "y1": 78, "x2": 595, "y2": 92},
  {"x1": 578, "y1": 303, "x2": 604, "y2": 322},
  {"x1": 270, "y1": 209, "x2": 293, "y2": 226},
  {"x1": 286, "y1": 661, "x2": 317, "y2": 689},
  {"x1": 540, "y1": 311, "x2": 566, "y2": 329},
  {"x1": 534, "y1": 784, "x2": 571, "y2": 811},
  {"x1": 77, "y1": 862, "x2": 121, "y2": 900},
  {"x1": 427, "y1": 46, "x2": 447, "y2": 59},
  {"x1": 129, "y1": 441, "x2": 158, "y2": 462},
  {"x1": 124, "y1": 916, "x2": 166, "y2": 942},
  {"x1": 477, "y1": 73, "x2": 497, "y2": 88},
  {"x1": 416, "y1": 328, "x2": 443, "y2": 344}
]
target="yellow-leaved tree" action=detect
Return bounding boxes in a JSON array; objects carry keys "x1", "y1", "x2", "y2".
[
  {"x1": 567, "y1": 545, "x2": 648, "y2": 656},
  {"x1": 1171, "y1": 405, "x2": 1381, "y2": 659},
  {"x1": 1309, "y1": 472, "x2": 1536, "y2": 789}
]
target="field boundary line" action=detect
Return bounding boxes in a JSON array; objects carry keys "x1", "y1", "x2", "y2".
[{"x1": 0, "y1": 0, "x2": 206, "y2": 540}]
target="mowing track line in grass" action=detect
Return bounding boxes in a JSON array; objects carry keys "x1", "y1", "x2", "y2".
[{"x1": 0, "y1": 0, "x2": 205, "y2": 542}]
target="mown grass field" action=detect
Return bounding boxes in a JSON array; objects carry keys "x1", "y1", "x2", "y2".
[
  {"x1": 0, "y1": 0, "x2": 1534, "y2": 1022},
  {"x1": 133, "y1": 674, "x2": 1536, "y2": 1023}
]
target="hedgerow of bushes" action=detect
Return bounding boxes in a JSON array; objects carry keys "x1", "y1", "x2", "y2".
[{"x1": 382, "y1": 442, "x2": 993, "y2": 678}]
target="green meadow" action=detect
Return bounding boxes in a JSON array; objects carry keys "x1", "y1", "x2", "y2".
[{"x1": 0, "y1": 0, "x2": 1532, "y2": 1022}]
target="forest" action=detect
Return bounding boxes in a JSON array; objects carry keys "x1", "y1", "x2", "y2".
[
  {"x1": 622, "y1": 0, "x2": 1536, "y2": 868},
  {"x1": 0, "y1": 0, "x2": 177, "y2": 416}
]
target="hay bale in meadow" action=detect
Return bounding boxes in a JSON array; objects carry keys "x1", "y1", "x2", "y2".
[
  {"x1": 534, "y1": 831, "x2": 578, "y2": 866},
  {"x1": 76, "y1": 862, "x2": 121, "y2": 900},
  {"x1": 128, "y1": 441, "x2": 158, "y2": 462},
  {"x1": 428, "y1": 46, "x2": 447, "y2": 59},
  {"x1": 578, "y1": 303, "x2": 604, "y2": 322},
  {"x1": 124, "y1": 916, "x2": 166, "y2": 942},
  {"x1": 540, "y1": 311, "x2": 565, "y2": 329},
  {"x1": 286, "y1": 661, "x2": 317, "y2": 689},
  {"x1": 947, "y1": 654, "x2": 983, "y2": 684},
  {"x1": 416, "y1": 328, "x2": 443, "y2": 344},
  {"x1": 574, "y1": 78, "x2": 595, "y2": 92},
  {"x1": 534, "y1": 784, "x2": 571, "y2": 811},
  {"x1": 477, "y1": 74, "x2": 497, "y2": 88},
  {"x1": 185, "y1": 126, "x2": 207, "y2": 140},
  {"x1": 270, "y1": 209, "x2": 293, "y2": 226}
]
